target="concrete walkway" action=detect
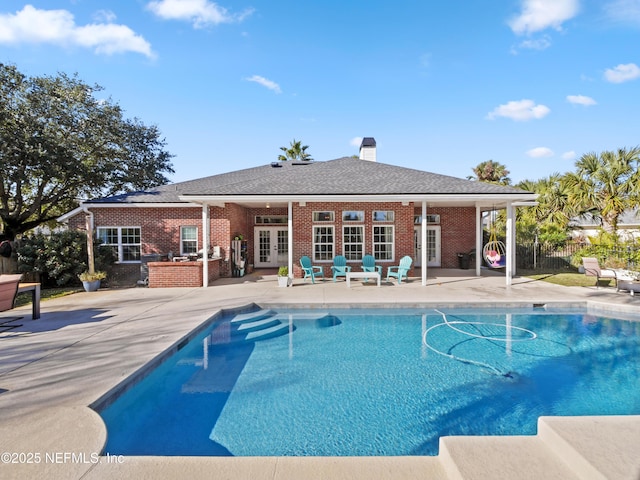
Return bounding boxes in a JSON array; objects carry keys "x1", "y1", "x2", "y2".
[{"x1": 0, "y1": 269, "x2": 639, "y2": 479}]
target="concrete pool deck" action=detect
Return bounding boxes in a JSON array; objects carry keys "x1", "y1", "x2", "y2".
[{"x1": 0, "y1": 269, "x2": 639, "y2": 479}]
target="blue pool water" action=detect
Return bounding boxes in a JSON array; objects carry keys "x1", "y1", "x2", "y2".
[{"x1": 99, "y1": 307, "x2": 640, "y2": 456}]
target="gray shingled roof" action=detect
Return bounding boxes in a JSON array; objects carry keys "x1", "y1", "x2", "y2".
[{"x1": 86, "y1": 157, "x2": 532, "y2": 204}]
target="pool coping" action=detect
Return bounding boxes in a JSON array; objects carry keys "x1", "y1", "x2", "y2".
[{"x1": 1, "y1": 273, "x2": 640, "y2": 479}]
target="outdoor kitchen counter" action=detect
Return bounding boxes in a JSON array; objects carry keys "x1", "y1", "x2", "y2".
[{"x1": 147, "y1": 257, "x2": 222, "y2": 288}]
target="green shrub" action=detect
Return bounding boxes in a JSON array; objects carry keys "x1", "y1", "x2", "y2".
[{"x1": 17, "y1": 230, "x2": 115, "y2": 287}]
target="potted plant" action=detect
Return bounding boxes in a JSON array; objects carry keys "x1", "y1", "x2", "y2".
[
  {"x1": 79, "y1": 270, "x2": 107, "y2": 292},
  {"x1": 277, "y1": 266, "x2": 290, "y2": 287}
]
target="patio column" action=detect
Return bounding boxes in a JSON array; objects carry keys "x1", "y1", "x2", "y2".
[
  {"x1": 505, "y1": 202, "x2": 514, "y2": 286},
  {"x1": 475, "y1": 205, "x2": 482, "y2": 276},
  {"x1": 421, "y1": 201, "x2": 427, "y2": 286},
  {"x1": 288, "y1": 201, "x2": 293, "y2": 283},
  {"x1": 202, "y1": 203, "x2": 210, "y2": 287},
  {"x1": 511, "y1": 203, "x2": 518, "y2": 278}
]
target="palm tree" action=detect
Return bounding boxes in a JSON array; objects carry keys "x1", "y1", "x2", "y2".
[
  {"x1": 277, "y1": 139, "x2": 313, "y2": 162},
  {"x1": 562, "y1": 147, "x2": 640, "y2": 234},
  {"x1": 515, "y1": 174, "x2": 574, "y2": 245},
  {"x1": 470, "y1": 160, "x2": 511, "y2": 185},
  {"x1": 517, "y1": 174, "x2": 574, "y2": 229}
]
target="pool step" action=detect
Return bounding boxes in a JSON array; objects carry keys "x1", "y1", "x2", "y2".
[
  {"x1": 270, "y1": 312, "x2": 330, "y2": 321},
  {"x1": 235, "y1": 317, "x2": 281, "y2": 334},
  {"x1": 245, "y1": 323, "x2": 293, "y2": 342},
  {"x1": 230, "y1": 309, "x2": 275, "y2": 324},
  {"x1": 211, "y1": 310, "x2": 294, "y2": 345}
]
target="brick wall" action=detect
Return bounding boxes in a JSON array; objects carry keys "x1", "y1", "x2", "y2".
[
  {"x1": 289, "y1": 202, "x2": 416, "y2": 278},
  {"x1": 148, "y1": 259, "x2": 221, "y2": 288},
  {"x1": 423, "y1": 206, "x2": 477, "y2": 268},
  {"x1": 68, "y1": 202, "x2": 479, "y2": 284}
]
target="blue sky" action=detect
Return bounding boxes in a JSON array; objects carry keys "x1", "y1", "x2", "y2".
[{"x1": 1, "y1": 1, "x2": 639, "y2": 184}]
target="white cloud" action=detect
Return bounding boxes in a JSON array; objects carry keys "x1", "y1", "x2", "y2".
[
  {"x1": 486, "y1": 99, "x2": 550, "y2": 121},
  {"x1": 527, "y1": 147, "x2": 554, "y2": 158},
  {"x1": 603, "y1": 0, "x2": 640, "y2": 25},
  {"x1": 93, "y1": 9, "x2": 117, "y2": 23},
  {"x1": 562, "y1": 151, "x2": 577, "y2": 160},
  {"x1": 604, "y1": 63, "x2": 640, "y2": 83},
  {"x1": 146, "y1": 0, "x2": 254, "y2": 28},
  {"x1": 0, "y1": 5, "x2": 154, "y2": 57},
  {"x1": 509, "y1": 0, "x2": 580, "y2": 35},
  {"x1": 566, "y1": 94, "x2": 596, "y2": 106},
  {"x1": 245, "y1": 75, "x2": 281, "y2": 93},
  {"x1": 515, "y1": 35, "x2": 552, "y2": 51},
  {"x1": 350, "y1": 137, "x2": 363, "y2": 147}
]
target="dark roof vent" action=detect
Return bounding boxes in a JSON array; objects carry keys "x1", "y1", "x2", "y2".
[
  {"x1": 292, "y1": 161, "x2": 312, "y2": 166},
  {"x1": 271, "y1": 162, "x2": 283, "y2": 168}
]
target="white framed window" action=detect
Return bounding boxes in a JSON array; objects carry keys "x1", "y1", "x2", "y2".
[
  {"x1": 343, "y1": 226, "x2": 364, "y2": 260},
  {"x1": 313, "y1": 226, "x2": 334, "y2": 261},
  {"x1": 313, "y1": 211, "x2": 334, "y2": 222},
  {"x1": 255, "y1": 215, "x2": 288, "y2": 224},
  {"x1": 373, "y1": 225, "x2": 394, "y2": 261},
  {"x1": 97, "y1": 226, "x2": 141, "y2": 263},
  {"x1": 342, "y1": 211, "x2": 364, "y2": 222},
  {"x1": 373, "y1": 211, "x2": 395, "y2": 222},
  {"x1": 180, "y1": 226, "x2": 198, "y2": 255},
  {"x1": 414, "y1": 214, "x2": 440, "y2": 224}
]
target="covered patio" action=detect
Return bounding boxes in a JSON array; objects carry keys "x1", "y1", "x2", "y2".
[{"x1": 187, "y1": 196, "x2": 535, "y2": 288}]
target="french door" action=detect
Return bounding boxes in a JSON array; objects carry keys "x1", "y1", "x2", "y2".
[
  {"x1": 254, "y1": 227, "x2": 288, "y2": 268},
  {"x1": 414, "y1": 226, "x2": 441, "y2": 267}
]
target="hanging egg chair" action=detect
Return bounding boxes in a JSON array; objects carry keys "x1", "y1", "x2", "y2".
[{"x1": 482, "y1": 215, "x2": 507, "y2": 268}]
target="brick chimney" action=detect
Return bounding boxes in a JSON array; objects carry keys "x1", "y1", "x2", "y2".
[{"x1": 359, "y1": 137, "x2": 377, "y2": 162}]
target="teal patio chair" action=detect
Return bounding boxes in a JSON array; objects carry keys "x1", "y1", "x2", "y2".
[
  {"x1": 331, "y1": 255, "x2": 352, "y2": 282},
  {"x1": 386, "y1": 256, "x2": 413, "y2": 284},
  {"x1": 361, "y1": 254, "x2": 382, "y2": 282},
  {"x1": 300, "y1": 256, "x2": 324, "y2": 283}
]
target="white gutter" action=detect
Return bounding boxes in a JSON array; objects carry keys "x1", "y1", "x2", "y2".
[
  {"x1": 76, "y1": 202, "x2": 200, "y2": 208},
  {"x1": 57, "y1": 202, "x2": 200, "y2": 223},
  {"x1": 57, "y1": 206, "x2": 85, "y2": 223},
  {"x1": 179, "y1": 194, "x2": 537, "y2": 204}
]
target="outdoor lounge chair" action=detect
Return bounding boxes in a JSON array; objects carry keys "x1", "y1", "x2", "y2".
[
  {"x1": 361, "y1": 254, "x2": 382, "y2": 279},
  {"x1": 386, "y1": 256, "x2": 412, "y2": 284},
  {"x1": 300, "y1": 256, "x2": 324, "y2": 283},
  {"x1": 0, "y1": 274, "x2": 24, "y2": 331},
  {"x1": 0, "y1": 274, "x2": 22, "y2": 313},
  {"x1": 331, "y1": 255, "x2": 352, "y2": 282},
  {"x1": 582, "y1": 257, "x2": 618, "y2": 288}
]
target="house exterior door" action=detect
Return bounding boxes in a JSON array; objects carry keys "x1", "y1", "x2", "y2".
[
  {"x1": 414, "y1": 226, "x2": 441, "y2": 267},
  {"x1": 254, "y1": 227, "x2": 288, "y2": 268}
]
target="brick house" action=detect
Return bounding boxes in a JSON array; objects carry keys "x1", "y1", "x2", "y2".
[{"x1": 59, "y1": 138, "x2": 537, "y2": 287}]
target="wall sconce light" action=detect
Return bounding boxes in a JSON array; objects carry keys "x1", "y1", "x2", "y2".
[{"x1": 266, "y1": 203, "x2": 270, "y2": 209}]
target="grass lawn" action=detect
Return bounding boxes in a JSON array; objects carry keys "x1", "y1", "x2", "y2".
[
  {"x1": 14, "y1": 287, "x2": 83, "y2": 307},
  {"x1": 520, "y1": 269, "x2": 612, "y2": 288}
]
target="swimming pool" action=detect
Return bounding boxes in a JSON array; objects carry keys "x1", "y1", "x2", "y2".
[{"x1": 99, "y1": 306, "x2": 640, "y2": 456}]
